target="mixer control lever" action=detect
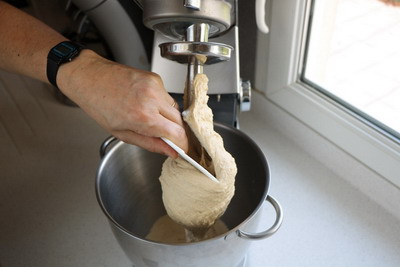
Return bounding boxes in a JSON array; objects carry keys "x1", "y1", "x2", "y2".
[
  {"x1": 240, "y1": 79, "x2": 252, "y2": 112},
  {"x1": 184, "y1": 0, "x2": 201, "y2": 10}
]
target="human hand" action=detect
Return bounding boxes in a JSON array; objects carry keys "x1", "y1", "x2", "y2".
[{"x1": 57, "y1": 50, "x2": 188, "y2": 158}]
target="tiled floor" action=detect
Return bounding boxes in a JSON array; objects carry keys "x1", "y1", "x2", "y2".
[{"x1": 307, "y1": 0, "x2": 400, "y2": 136}]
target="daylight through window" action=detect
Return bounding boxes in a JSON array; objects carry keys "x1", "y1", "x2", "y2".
[{"x1": 303, "y1": 0, "x2": 400, "y2": 141}]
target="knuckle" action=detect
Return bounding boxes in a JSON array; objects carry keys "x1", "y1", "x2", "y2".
[
  {"x1": 149, "y1": 72, "x2": 162, "y2": 82},
  {"x1": 140, "y1": 85, "x2": 158, "y2": 99},
  {"x1": 148, "y1": 73, "x2": 165, "y2": 88},
  {"x1": 140, "y1": 111, "x2": 154, "y2": 125}
]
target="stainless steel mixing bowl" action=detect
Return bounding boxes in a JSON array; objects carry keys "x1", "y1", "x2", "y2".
[{"x1": 96, "y1": 123, "x2": 282, "y2": 267}]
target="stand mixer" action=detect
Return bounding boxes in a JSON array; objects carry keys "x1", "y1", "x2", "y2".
[
  {"x1": 133, "y1": 0, "x2": 250, "y2": 127},
  {"x1": 63, "y1": 2, "x2": 282, "y2": 266},
  {"x1": 68, "y1": 0, "x2": 250, "y2": 126}
]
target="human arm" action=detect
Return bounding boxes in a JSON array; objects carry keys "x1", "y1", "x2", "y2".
[{"x1": 0, "y1": 1, "x2": 188, "y2": 157}]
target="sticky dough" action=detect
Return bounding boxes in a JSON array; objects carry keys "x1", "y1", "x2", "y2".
[{"x1": 159, "y1": 74, "x2": 237, "y2": 232}]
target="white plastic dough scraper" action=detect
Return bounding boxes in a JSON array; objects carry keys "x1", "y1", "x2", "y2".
[{"x1": 161, "y1": 137, "x2": 219, "y2": 183}]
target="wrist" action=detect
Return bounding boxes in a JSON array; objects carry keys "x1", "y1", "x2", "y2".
[{"x1": 56, "y1": 49, "x2": 100, "y2": 97}]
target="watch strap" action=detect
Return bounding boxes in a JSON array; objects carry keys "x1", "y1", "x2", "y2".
[{"x1": 47, "y1": 56, "x2": 60, "y2": 89}]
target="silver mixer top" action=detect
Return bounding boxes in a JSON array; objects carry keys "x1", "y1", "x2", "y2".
[{"x1": 134, "y1": 0, "x2": 234, "y2": 40}]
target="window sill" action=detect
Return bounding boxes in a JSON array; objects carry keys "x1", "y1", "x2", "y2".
[
  {"x1": 241, "y1": 93, "x2": 400, "y2": 219},
  {"x1": 243, "y1": 91, "x2": 400, "y2": 221}
]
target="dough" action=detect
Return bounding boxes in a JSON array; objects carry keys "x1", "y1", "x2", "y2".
[{"x1": 159, "y1": 74, "x2": 237, "y2": 241}]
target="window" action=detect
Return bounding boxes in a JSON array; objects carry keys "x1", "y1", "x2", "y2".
[
  {"x1": 303, "y1": 0, "x2": 400, "y2": 141},
  {"x1": 256, "y1": 0, "x2": 400, "y2": 192}
]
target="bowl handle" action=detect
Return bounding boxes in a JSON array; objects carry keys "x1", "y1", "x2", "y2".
[
  {"x1": 99, "y1": 136, "x2": 118, "y2": 159},
  {"x1": 237, "y1": 195, "x2": 283, "y2": 240}
]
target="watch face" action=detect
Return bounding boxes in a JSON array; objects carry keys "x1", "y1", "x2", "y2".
[{"x1": 54, "y1": 43, "x2": 75, "y2": 57}]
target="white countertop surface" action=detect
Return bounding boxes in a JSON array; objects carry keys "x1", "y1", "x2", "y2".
[{"x1": 1, "y1": 72, "x2": 399, "y2": 266}]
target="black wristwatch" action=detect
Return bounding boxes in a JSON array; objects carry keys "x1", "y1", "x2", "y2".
[{"x1": 47, "y1": 41, "x2": 85, "y2": 89}]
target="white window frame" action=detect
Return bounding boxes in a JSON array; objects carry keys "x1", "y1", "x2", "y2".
[{"x1": 255, "y1": 0, "x2": 400, "y2": 212}]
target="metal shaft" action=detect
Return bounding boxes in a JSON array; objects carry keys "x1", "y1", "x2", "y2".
[
  {"x1": 183, "y1": 23, "x2": 212, "y2": 163},
  {"x1": 184, "y1": 23, "x2": 210, "y2": 109}
]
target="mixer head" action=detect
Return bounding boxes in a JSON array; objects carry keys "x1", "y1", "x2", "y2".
[
  {"x1": 138, "y1": 0, "x2": 234, "y2": 40},
  {"x1": 135, "y1": 0, "x2": 236, "y2": 110},
  {"x1": 136, "y1": 0, "x2": 234, "y2": 64},
  {"x1": 136, "y1": 0, "x2": 246, "y2": 126}
]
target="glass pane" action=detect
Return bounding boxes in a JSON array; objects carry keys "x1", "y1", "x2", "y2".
[{"x1": 303, "y1": 0, "x2": 400, "y2": 140}]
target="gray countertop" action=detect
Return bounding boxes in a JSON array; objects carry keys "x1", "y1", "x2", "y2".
[{"x1": 1, "y1": 71, "x2": 400, "y2": 267}]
